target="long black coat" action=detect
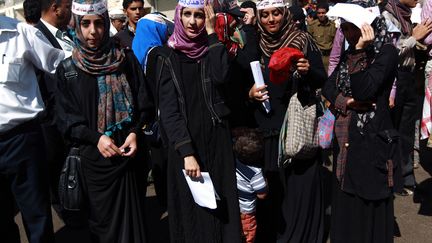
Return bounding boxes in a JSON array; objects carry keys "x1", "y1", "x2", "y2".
[
  {"x1": 322, "y1": 44, "x2": 402, "y2": 200},
  {"x1": 55, "y1": 50, "x2": 149, "y2": 243},
  {"x1": 157, "y1": 34, "x2": 242, "y2": 243}
]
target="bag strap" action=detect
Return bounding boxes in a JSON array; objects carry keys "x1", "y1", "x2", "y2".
[
  {"x1": 154, "y1": 53, "x2": 165, "y2": 120},
  {"x1": 69, "y1": 147, "x2": 80, "y2": 156},
  {"x1": 290, "y1": 72, "x2": 301, "y2": 97},
  {"x1": 153, "y1": 46, "x2": 188, "y2": 124}
]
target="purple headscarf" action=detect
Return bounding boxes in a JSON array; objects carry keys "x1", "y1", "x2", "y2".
[{"x1": 168, "y1": 5, "x2": 208, "y2": 60}]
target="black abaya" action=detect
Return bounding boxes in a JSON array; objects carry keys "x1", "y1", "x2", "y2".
[
  {"x1": 55, "y1": 51, "x2": 148, "y2": 243},
  {"x1": 254, "y1": 42, "x2": 326, "y2": 243},
  {"x1": 158, "y1": 35, "x2": 242, "y2": 243},
  {"x1": 331, "y1": 186, "x2": 394, "y2": 243},
  {"x1": 277, "y1": 159, "x2": 324, "y2": 243},
  {"x1": 322, "y1": 43, "x2": 400, "y2": 243}
]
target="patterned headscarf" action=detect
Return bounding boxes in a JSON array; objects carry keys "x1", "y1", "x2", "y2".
[
  {"x1": 71, "y1": 0, "x2": 133, "y2": 136},
  {"x1": 168, "y1": 5, "x2": 209, "y2": 60},
  {"x1": 257, "y1": 6, "x2": 310, "y2": 57},
  {"x1": 384, "y1": 0, "x2": 412, "y2": 36}
]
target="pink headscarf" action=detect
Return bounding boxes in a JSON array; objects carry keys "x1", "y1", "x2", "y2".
[{"x1": 168, "y1": 5, "x2": 208, "y2": 60}]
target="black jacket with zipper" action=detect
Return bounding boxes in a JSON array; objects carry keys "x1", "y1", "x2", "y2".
[{"x1": 156, "y1": 33, "x2": 230, "y2": 158}]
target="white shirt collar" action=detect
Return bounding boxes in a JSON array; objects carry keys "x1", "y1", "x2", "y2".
[
  {"x1": 40, "y1": 18, "x2": 60, "y2": 38},
  {"x1": 40, "y1": 18, "x2": 73, "y2": 58}
]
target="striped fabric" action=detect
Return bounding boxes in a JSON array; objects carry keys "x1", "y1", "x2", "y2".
[
  {"x1": 236, "y1": 160, "x2": 267, "y2": 214},
  {"x1": 421, "y1": 60, "x2": 432, "y2": 139},
  {"x1": 420, "y1": 0, "x2": 432, "y2": 142}
]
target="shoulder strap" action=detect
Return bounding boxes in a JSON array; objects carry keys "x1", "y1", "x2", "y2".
[
  {"x1": 153, "y1": 46, "x2": 188, "y2": 124},
  {"x1": 35, "y1": 21, "x2": 62, "y2": 50}
]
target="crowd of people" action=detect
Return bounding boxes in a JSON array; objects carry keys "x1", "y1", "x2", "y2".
[{"x1": 1, "y1": 0, "x2": 432, "y2": 243}]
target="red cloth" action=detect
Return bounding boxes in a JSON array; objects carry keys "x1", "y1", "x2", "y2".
[
  {"x1": 268, "y1": 47, "x2": 304, "y2": 85},
  {"x1": 240, "y1": 213, "x2": 257, "y2": 243},
  {"x1": 215, "y1": 13, "x2": 239, "y2": 59}
]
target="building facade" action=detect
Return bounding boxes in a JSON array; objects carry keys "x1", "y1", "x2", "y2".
[
  {"x1": 0, "y1": 0, "x2": 179, "y2": 20},
  {"x1": 0, "y1": 1, "x2": 256, "y2": 22}
]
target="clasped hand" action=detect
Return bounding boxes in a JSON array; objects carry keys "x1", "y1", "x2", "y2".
[{"x1": 97, "y1": 133, "x2": 137, "y2": 158}]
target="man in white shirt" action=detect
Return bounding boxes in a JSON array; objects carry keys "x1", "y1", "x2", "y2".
[
  {"x1": 36, "y1": 0, "x2": 73, "y2": 57},
  {"x1": 0, "y1": 16, "x2": 64, "y2": 243},
  {"x1": 34, "y1": 0, "x2": 74, "y2": 220}
]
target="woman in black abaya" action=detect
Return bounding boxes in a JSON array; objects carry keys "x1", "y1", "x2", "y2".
[
  {"x1": 55, "y1": 1, "x2": 148, "y2": 242},
  {"x1": 249, "y1": 1, "x2": 326, "y2": 242},
  {"x1": 157, "y1": 1, "x2": 242, "y2": 242},
  {"x1": 322, "y1": 4, "x2": 401, "y2": 242}
]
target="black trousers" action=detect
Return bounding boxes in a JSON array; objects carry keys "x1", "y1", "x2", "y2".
[
  {"x1": 0, "y1": 120, "x2": 54, "y2": 243},
  {"x1": 150, "y1": 144, "x2": 168, "y2": 209},
  {"x1": 392, "y1": 70, "x2": 418, "y2": 187},
  {"x1": 40, "y1": 123, "x2": 65, "y2": 205}
]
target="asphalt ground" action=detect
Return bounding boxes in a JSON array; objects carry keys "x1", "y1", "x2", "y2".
[{"x1": 16, "y1": 159, "x2": 432, "y2": 243}]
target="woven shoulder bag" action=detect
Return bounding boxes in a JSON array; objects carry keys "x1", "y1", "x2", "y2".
[{"x1": 278, "y1": 92, "x2": 319, "y2": 167}]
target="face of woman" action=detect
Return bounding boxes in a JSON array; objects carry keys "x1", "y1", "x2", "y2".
[
  {"x1": 181, "y1": 7, "x2": 205, "y2": 39},
  {"x1": 259, "y1": 7, "x2": 284, "y2": 34},
  {"x1": 341, "y1": 22, "x2": 362, "y2": 47},
  {"x1": 79, "y1": 15, "x2": 105, "y2": 49}
]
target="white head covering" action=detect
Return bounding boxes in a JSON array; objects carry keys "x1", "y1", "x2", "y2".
[
  {"x1": 256, "y1": 0, "x2": 286, "y2": 10},
  {"x1": 72, "y1": 0, "x2": 107, "y2": 16},
  {"x1": 109, "y1": 8, "x2": 126, "y2": 20},
  {"x1": 178, "y1": 0, "x2": 205, "y2": 8},
  {"x1": 326, "y1": 3, "x2": 379, "y2": 29},
  {"x1": 141, "y1": 13, "x2": 166, "y2": 24}
]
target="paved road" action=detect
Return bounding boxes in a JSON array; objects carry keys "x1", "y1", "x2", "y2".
[{"x1": 16, "y1": 163, "x2": 432, "y2": 243}]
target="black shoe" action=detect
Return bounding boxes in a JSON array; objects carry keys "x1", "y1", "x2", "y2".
[{"x1": 396, "y1": 188, "x2": 414, "y2": 196}]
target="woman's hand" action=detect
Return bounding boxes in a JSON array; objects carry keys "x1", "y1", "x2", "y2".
[
  {"x1": 389, "y1": 97, "x2": 395, "y2": 109},
  {"x1": 412, "y1": 19, "x2": 432, "y2": 41},
  {"x1": 306, "y1": 15, "x2": 314, "y2": 25},
  {"x1": 249, "y1": 84, "x2": 269, "y2": 102},
  {"x1": 296, "y1": 58, "x2": 310, "y2": 75},
  {"x1": 97, "y1": 135, "x2": 122, "y2": 158},
  {"x1": 355, "y1": 24, "x2": 375, "y2": 50},
  {"x1": 184, "y1": 155, "x2": 201, "y2": 178},
  {"x1": 241, "y1": 7, "x2": 256, "y2": 25},
  {"x1": 119, "y1": 133, "x2": 138, "y2": 157},
  {"x1": 204, "y1": 1, "x2": 216, "y2": 35}
]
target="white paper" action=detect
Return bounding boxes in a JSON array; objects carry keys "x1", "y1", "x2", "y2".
[
  {"x1": 182, "y1": 170, "x2": 218, "y2": 209},
  {"x1": 250, "y1": 61, "x2": 271, "y2": 113},
  {"x1": 326, "y1": 3, "x2": 380, "y2": 29}
]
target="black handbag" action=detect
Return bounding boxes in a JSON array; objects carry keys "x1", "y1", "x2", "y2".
[{"x1": 58, "y1": 147, "x2": 84, "y2": 211}]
